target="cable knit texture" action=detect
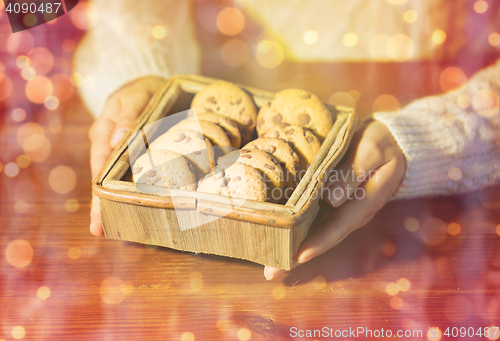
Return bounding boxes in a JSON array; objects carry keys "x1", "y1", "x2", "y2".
[
  {"x1": 73, "y1": 0, "x2": 200, "y2": 116},
  {"x1": 374, "y1": 60, "x2": 500, "y2": 199}
]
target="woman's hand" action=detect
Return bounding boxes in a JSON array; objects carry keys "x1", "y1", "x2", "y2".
[
  {"x1": 264, "y1": 119, "x2": 406, "y2": 280},
  {"x1": 88, "y1": 76, "x2": 165, "y2": 236}
]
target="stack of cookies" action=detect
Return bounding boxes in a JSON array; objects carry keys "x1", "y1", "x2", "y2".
[{"x1": 132, "y1": 81, "x2": 333, "y2": 203}]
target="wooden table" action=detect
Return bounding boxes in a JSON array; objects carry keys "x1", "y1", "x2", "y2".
[{"x1": 2, "y1": 91, "x2": 500, "y2": 341}]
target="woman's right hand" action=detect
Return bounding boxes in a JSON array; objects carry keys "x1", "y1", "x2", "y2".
[{"x1": 88, "y1": 76, "x2": 165, "y2": 236}]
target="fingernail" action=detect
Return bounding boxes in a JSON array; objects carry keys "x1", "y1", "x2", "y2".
[
  {"x1": 298, "y1": 250, "x2": 314, "y2": 263},
  {"x1": 110, "y1": 127, "x2": 129, "y2": 146},
  {"x1": 265, "y1": 269, "x2": 287, "y2": 280},
  {"x1": 326, "y1": 182, "x2": 345, "y2": 207}
]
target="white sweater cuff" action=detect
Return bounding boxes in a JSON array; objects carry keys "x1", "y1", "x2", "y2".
[{"x1": 75, "y1": 48, "x2": 172, "y2": 117}]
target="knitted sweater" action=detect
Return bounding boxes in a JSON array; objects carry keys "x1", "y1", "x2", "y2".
[{"x1": 74, "y1": 0, "x2": 500, "y2": 199}]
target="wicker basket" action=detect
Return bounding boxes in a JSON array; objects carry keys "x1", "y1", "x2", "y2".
[{"x1": 93, "y1": 75, "x2": 357, "y2": 270}]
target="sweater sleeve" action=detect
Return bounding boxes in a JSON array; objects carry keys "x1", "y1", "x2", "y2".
[
  {"x1": 373, "y1": 59, "x2": 500, "y2": 199},
  {"x1": 73, "y1": 0, "x2": 200, "y2": 117}
]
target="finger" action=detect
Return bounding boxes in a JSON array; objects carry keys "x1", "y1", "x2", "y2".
[
  {"x1": 264, "y1": 266, "x2": 287, "y2": 280},
  {"x1": 110, "y1": 92, "x2": 151, "y2": 148},
  {"x1": 298, "y1": 157, "x2": 405, "y2": 264},
  {"x1": 90, "y1": 194, "x2": 105, "y2": 236},
  {"x1": 90, "y1": 116, "x2": 115, "y2": 180}
]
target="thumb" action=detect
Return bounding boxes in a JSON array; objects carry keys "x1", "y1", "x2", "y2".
[{"x1": 109, "y1": 93, "x2": 151, "y2": 148}]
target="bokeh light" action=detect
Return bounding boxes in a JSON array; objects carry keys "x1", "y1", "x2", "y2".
[
  {"x1": 432, "y1": 29, "x2": 447, "y2": 45},
  {"x1": 343, "y1": 33, "x2": 358, "y2": 47},
  {"x1": 348, "y1": 89, "x2": 361, "y2": 102},
  {"x1": 68, "y1": 247, "x2": 82, "y2": 260},
  {"x1": 397, "y1": 278, "x2": 411, "y2": 291},
  {"x1": 49, "y1": 166, "x2": 77, "y2": 194},
  {"x1": 100, "y1": 277, "x2": 125, "y2": 304},
  {"x1": 6, "y1": 239, "x2": 33, "y2": 268},
  {"x1": 447, "y1": 222, "x2": 461, "y2": 236},
  {"x1": 190, "y1": 271, "x2": 204, "y2": 292},
  {"x1": 447, "y1": 166, "x2": 462, "y2": 181},
  {"x1": 65, "y1": 199, "x2": 80, "y2": 212},
  {"x1": 16, "y1": 55, "x2": 30, "y2": 69},
  {"x1": 27, "y1": 47, "x2": 54, "y2": 75},
  {"x1": 0, "y1": 59, "x2": 4, "y2": 77},
  {"x1": 488, "y1": 33, "x2": 500, "y2": 47},
  {"x1": 0, "y1": 75, "x2": 13, "y2": 101},
  {"x1": 17, "y1": 155, "x2": 31, "y2": 168},
  {"x1": 121, "y1": 282, "x2": 134, "y2": 295},
  {"x1": 472, "y1": 89, "x2": 499, "y2": 117},
  {"x1": 21, "y1": 67, "x2": 36, "y2": 81},
  {"x1": 17, "y1": 122, "x2": 44, "y2": 146},
  {"x1": 5, "y1": 163, "x2": 20, "y2": 177},
  {"x1": 387, "y1": 34, "x2": 414, "y2": 61},
  {"x1": 12, "y1": 108, "x2": 27, "y2": 122},
  {"x1": 427, "y1": 327, "x2": 442, "y2": 341},
  {"x1": 7, "y1": 31, "x2": 34, "y2": 55},
  {"x1": 382, "y1": 242, "x2": 396, "y2": 257},
  {"x1": 37, "y1": 286, "x2": 51, "y2": 300},
  {"x1": 216, "y1": 7, "x2": 245, "y2": 36},
  {"x1": 23, "y1": 13, "x2": 37, "y2": 27},
  {"x1": 457, "y1": 94, "x2": 471, "y2": 108},
  {"x1": 303, "y1": 30, "x2": 318, "y2": 45},
  {"x1": 237, "y1": 328, "x2": 251, "y2": 341},
  {"x1": 51, "y1": 73, "x2": 74, "y2": 101},
  {"x1": 256, "y1": 40, "x2": 284, "y2": 68},
  {"x1": 369, "y1": 34, "x2": 391, "y2": 61},
  {"x1": 312, "y1": 275, "x2": 327, "y2": 290},
  {"x1": 152, "y1": 25, "x2": 167, "y2": 39},
  {"x1": 26, "y1": 76, "x2": 53, "y2": 104},
  {"x1": 473, "y1": 0, "x2": 488, "y2": 14},
  {"x1": 17, "y1": 123, "x2": 51, "y2": 163},
  {"x1": 221, "y1": 39, "x2": 249, "y2": 67},
  {"x1": 403, "y1": 10, "x2": 417, "y2": 23},
  {"x1": 390, "y1": 296, "x2": 403, "y2": 309},
  {"x1": 271, "y1": 285, "x2": 286, "y2": 299},
  {"x1": 45, "y1": 96, "x2": 60, "y2": 110},
  {"x1": 12, "y1": 326, "x2": 26, "y2": 340},
  {"x1": 71, "y1": 2, "x2": 98, "y2": 30},
  {"x1": 372, "y1": 94, "x2": 401, "y2": 112},
  {"x1": 44, "y1": 11, "x2": 58, "y2": 25},
  {"x1": 419, "y1": 218, "x2": 447, "y2": 246},
  {"x1": 328, "y1": 91, "x2": 356, "y2": 108},
  {"x1": 487, "y1": 326, "x2": 500, "y2": 340},
  {"x1": 385, "y1": 282, "x2": 399, "y2": 296},
  {"x1": 62, "y1": 39, "x2": 76, "y2": 52},
  {"x1": 496, "y1": 225, "x2": 500, "y2": 237},
  {"x1": 404, "y1": 217, "x2": 419, "y2": 232},
  {"x1": 440, "y1": 112, "x2": 455, "y2": 126},
  {"x1": 439, "y1": 67, "x2": 467, "y2": 92},
  {"x1": 181, "y1": 332, "x2": 195, "y2": 341}
]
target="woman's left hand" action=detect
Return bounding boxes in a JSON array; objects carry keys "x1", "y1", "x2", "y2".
[{"x1": 264, "y1": 119, "x2": 406, "y2": 280}]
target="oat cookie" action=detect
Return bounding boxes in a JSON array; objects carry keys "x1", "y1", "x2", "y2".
[
  {"x1": 168, "y1": 119, "x2": 232, "y2": 156},
  {"x1": 148, "y1": 129, "x2": 214, "y2": 178},
  {"x1": 185, "y1": 112, "x2": 241, "y2": 148},
  {"x1": 243, "y1": 137, "x2": 300, "y2": 192},
  {"x1": 256, "y1": 88, "x2": 333, "y2": 141},
  {"x1": 262, "y1": 124, "x2": 321, "y2": 173},
  {"x1": 132, "y1": 150, "x2": 196, "y2": 191},
  {"x1": 191, "y1": 81, "x2": 257, "y2": 145},
  {"x1": 217, "y1": 149, "x2": 284, "y2": 203},
  {"x1": 196, "y1": 163, "x2": 267, "y2": 202}
]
